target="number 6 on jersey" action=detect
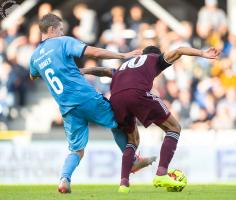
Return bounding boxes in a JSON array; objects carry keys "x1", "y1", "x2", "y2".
[{"x1": 45, "y1": 68, "x2": 64, "y2": 94}]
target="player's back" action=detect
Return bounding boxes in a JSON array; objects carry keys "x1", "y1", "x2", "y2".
[
  {"x1": 111, "y1": 53, "x2": 162, "y2": 95},
  {"x1": 30, "y1": 36, "x2": 98, "y2": 114}
]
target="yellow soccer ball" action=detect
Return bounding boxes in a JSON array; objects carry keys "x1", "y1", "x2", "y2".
[{"x1": 167, "y1": 169, "x2": 187, "y2": 192}]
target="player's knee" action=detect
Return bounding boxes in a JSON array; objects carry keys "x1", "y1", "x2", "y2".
[
  {"x1": 175, "y1": 122, "x2": 181, "y2": 133},
  {"x1": 75, "y1": 149, "x2": 84, "y2": 159},
  {"x1": 170, "y1": 119, "x2": 181, "y2": 133},
  {"x1": 165, "y1": 122, "x2": 181, "y2": 133},
  {"x1": 127, "y1": 133, "x2": 139, "y2": 147},
  {"x1": 132, "y1": 139, "x2": 139, "y2": 147},
  {"x1": 135, "y1": 136, "x2": 140, "y2": 147},
  {"x1": 128, "y1": 136, "x2": 136, "y2": 146},
  {"x1": 177, "y1": 123, "x2": 182, "y2": 133}
]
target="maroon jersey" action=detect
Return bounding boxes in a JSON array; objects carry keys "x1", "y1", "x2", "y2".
[{"x1": 111, "y1": 53, "x2": 171, "y2": 95}]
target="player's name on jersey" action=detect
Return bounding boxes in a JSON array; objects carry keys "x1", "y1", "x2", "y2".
[{"x1": 39, "y1": 57, "x2": 52, "y2": 69}]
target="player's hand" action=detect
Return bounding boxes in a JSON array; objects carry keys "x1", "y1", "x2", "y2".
[
  {"x1": 123, "y1": 49, "x2": 143, "y2": 59},
  {"x1": 202, "y1": 47, "x2": 220, "y2": 59}
]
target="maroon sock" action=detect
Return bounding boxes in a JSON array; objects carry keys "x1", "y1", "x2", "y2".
[
  {"x1": 120, "y1": 143, "x2": 137, "y2": 186},
  {"x1": 156, "y1": 131, "x2": 180, "y2": 176}
]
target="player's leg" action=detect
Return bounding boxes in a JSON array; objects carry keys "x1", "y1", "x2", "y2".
[
  {"x1": 86, "y1": 95, "x2": 128, "y2": 151},
  {"x1": 131, "y1": 91, "x2": 184, "y2": 187},
  {"x1": 156, "y1": 114, "x2": 181, "y2": 176},
  {"x1": 119, "y1": 122, "x2": 138, "y2": 193},
  {"x1": 88, "y1": 93, "x2": 155, "y2": 187},
  {"x1": 111, "y1": 127, "x2": 128, "y2": 152},
  {"x1": 153, "y1": 114, "x2": 185, "y2": 187},
  {"x1": 59, "y1": 149, "x2": 84, "y2": 193},
  {"x1": 58, "y1": 107, "x2": 89, "y2": 193},
  {"x1": 112, "y1": 125, "x2": 156, "y2": 175}
]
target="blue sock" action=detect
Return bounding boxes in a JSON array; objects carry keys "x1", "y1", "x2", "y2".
[
  {"x1": 61, "y1": 153, "x2": 81, "y2": 182},
  {"x1": 111, "y1": 128, "x2": 128, "y2": 152}
]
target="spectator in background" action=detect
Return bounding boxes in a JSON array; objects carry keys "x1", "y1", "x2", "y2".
[
  {"x1": 99, "y1": 6, "x2": 128, "y2": 72},
  {"x1": 210, "y1": 77, "x2": 226, "y2": 101},
  {"x1": 137, "y1": 23, "x2": 157, "y2": 49},
  {"x1": 72, "y1": 3, "x2": 97, "y2": 45},
  {"x1": 5, "y1": 32, "x2": 29, "y2": 107},
  {"x1": 160, "y1": 21, "x2": 195, "y2": 86},
  {"x1": 164, "y1": 80, "x2": 179, "y2": 104},
  {"x1": 204, "y1": 91, "x2": 216, "y2": 120},
  {"x1": 154, "y1": 20, "x2": 169, "y2": 43},
  {"x1": 169, "y1": 21, "x2": 193, "y2": 49},
  {"x1": 196, "y1": 0, "x2": 227, "y2": 41},
  {"x1": 38, "y1": 3, "x2": 52, "y2": 19},
  {"x1": 172, "y1": 89, "x2": 192, "y2": 128},
  {"x1": 175, "y1": 58, "x2": 195, "y2": 90},
  {"x1": 212, "y1": 89, "x2": 236, "y2": 129},
  {"x1": 212, "y1": 106, "x2": 234, "y2": 129},
  {"x1": 154, "y1": 20, "x2": 170, "y2": 51},
  {"x1": 6, "y1": 58, "x2": 29, "y2": 107},
  {"x1": 211, "y1": 58, "x2": 236, "y2": 89},
  {"x1": 15, "y1": 22, "x2": 41, "y2": 69},
  {"x1": 191, "y1": 106, "x2": 211, "y2": 130},
  {"x1": 127, "y1": 4, "x2": 145, "y2": 49},
  {"x1": 22, "y1": 3, "x2": 52, "y2": 38},
  {"x1": 4, "y1": 22, "x2": 21, "y2": 45},
  {"x1": 193, "y1": 78, "x2": 212, "y2": 108},
  {"x1": 100, "y1": 6, "x2": 127, "y2": 51},
  {"x1": 127, "y1": 4, "x2": 144, "y2": 32},
  {"x1": 0, "y1": 61, "x2": 12, "y2": 122}
]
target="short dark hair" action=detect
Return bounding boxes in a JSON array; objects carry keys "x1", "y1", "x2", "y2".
[
  {"x1": 39, "y1": 13, "x2": 62, "y2": 33},
  {"x1": 143, "y1": 46, "x2": 161, "y2": 55}
]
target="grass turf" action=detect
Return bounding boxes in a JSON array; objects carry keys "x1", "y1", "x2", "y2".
[{"x1": 0, "y1": 185, "x2": 235, "y2": 200}]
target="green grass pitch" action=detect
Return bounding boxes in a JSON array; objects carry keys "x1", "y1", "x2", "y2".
[{"x1": 1, "y1": 185, "x2": 236, "y2": 200}]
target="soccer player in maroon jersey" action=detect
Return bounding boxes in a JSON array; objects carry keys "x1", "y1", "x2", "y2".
[{"x1": 81, "y1": 46, "x2": 220, "y2": 192}]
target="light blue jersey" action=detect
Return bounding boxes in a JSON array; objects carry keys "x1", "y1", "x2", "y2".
[
  {"x1": 30, "y1": 36, "x2": 98, "y2": 115},
  {"x1": 30, "y1": 36, "x2": 118, "y2": 151}
]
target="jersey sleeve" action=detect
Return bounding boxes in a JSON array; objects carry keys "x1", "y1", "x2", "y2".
[
  {"x1": 29, "y1": 57, "x2": 40, "y2": 77},
  {"x1": 64, "y1": 36, "x2": 87, "y2": 58},
  {"x1": 158, "y1": 54, "x2": 172, "y2": 71}
]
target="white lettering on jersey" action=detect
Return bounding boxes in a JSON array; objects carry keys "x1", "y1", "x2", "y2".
[{"x1": 39, "y1": 58, "x2": 52, "y2": 69}]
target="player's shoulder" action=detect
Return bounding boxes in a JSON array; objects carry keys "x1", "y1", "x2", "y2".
[
  {"x1": 58, "y1": 35, "x2": 73, "y2": 41},
  {"x1": 143, "y1": 53, "x2": 163, "y2": 66},
  {"x1": 59, "y1": 36, "x2": 80, "y2": 43},
  {"x1": 30, "y1": 45, "x2": 41, "y2": 61},
  {"x1": 59, "y1": 36, "x2": 85, "y2": 46},
  {"x1": 40, "y1": 36, "x2": 74, "y2": 46},
  {"x1": 147, "y1": 53, "x2": 159, "y2": 57},
  {"x1": 45, "y1": 36, "x2": 72, "y2": 45},
  {"x1": 30, "y1": 50, "x2": 39, "y2": 68},
  {"x1": 144, "y1": 53, "x2": 160, "y2": 61}
]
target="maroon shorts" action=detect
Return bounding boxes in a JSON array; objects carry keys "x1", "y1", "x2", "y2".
[{"x1": 110, "y1": 89, "x2": 170, "y2": 133}]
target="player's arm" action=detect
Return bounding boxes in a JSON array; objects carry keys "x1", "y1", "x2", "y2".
[
  {"x1": 29, "y1": 58, "x2": 40, "y2": 81},
  {"x1": 80, "y1": 67, "x2": 114, "y2": 78},
  {"x1": 164, "y1": 47, "x2": 220, "y2": 63},
  {"x1": 84, "y1": 46, "x2": 142, "y2": 59}
]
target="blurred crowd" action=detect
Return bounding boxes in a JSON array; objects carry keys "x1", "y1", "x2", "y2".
[{"x1": 0, "y1": 0, "x2": 235, "y2": 130}]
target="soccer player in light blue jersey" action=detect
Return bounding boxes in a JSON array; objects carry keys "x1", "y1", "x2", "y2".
[{"x1": 30, "y1": 14, "x2": 154, "y2": 193}]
